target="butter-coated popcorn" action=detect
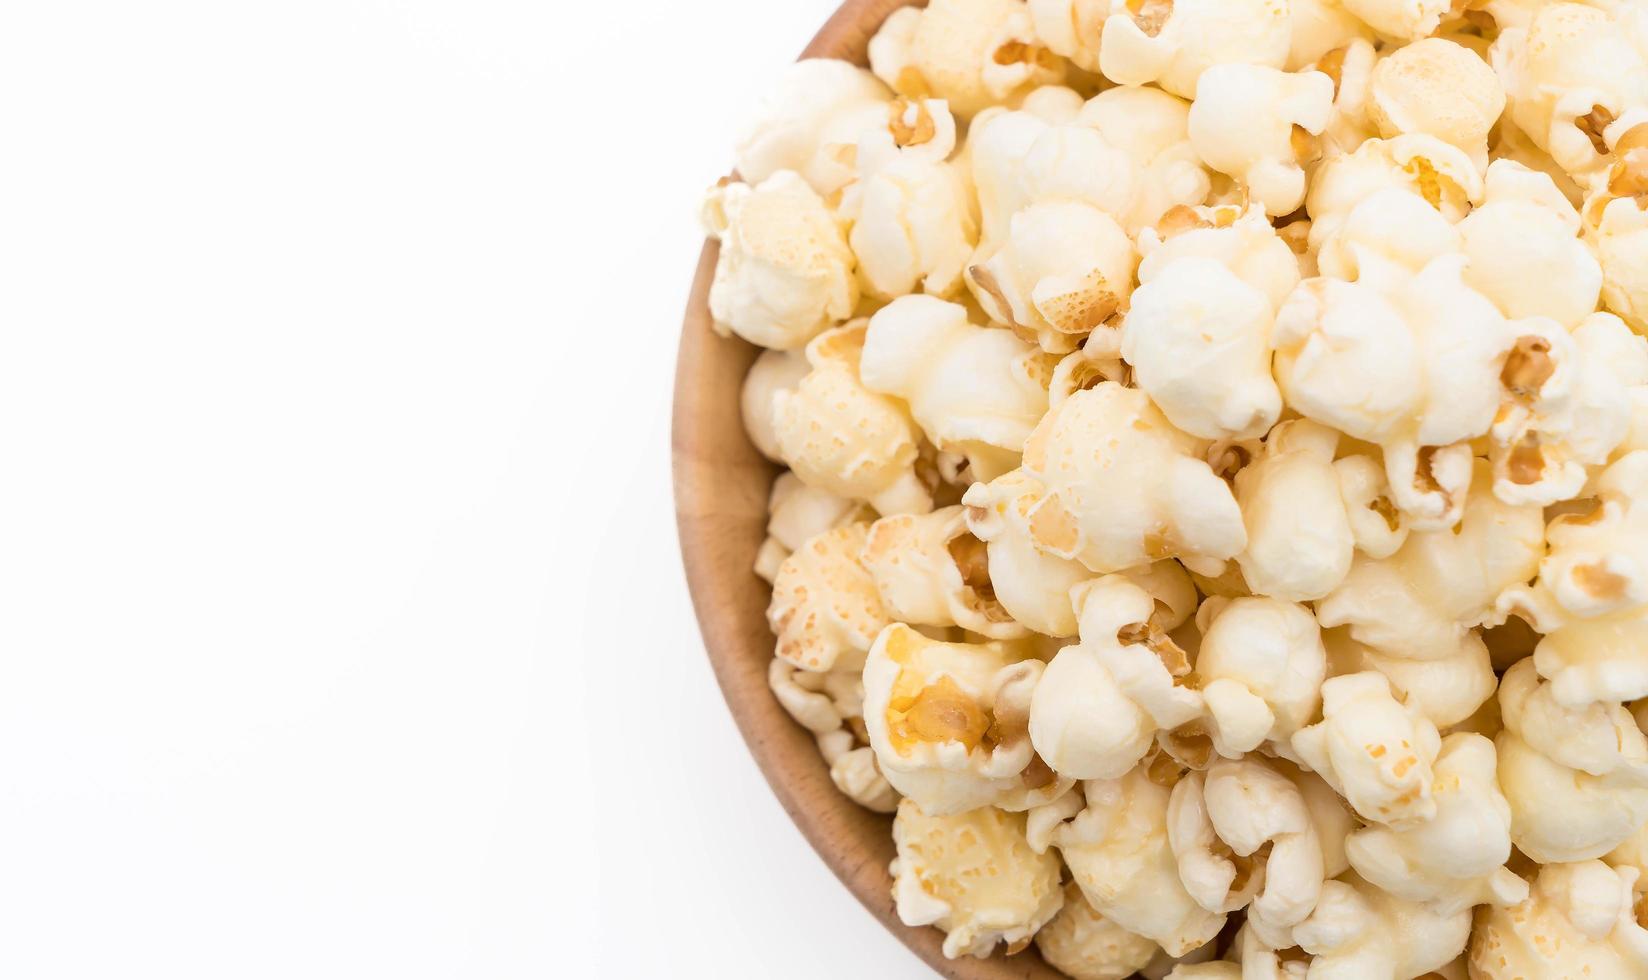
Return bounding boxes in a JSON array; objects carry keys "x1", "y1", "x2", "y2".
[
  {"x1": 1018, "y1": 382, "x2": 1247, "y2": 575},
  {"x1": 755, "y1": 472, "x2": 870, "y2": 584},
  {"x1": 870, "y1": 0, "x2": 1066, "y2": 120},
  {"x1": 1027, "y1": 0, "x2": 1108, "y2": 75},
  {"x1": 1192, "y1": 598, "x2": 1328, "y2": 759},
  {"x1": 865, "y1": 624, "x2": 1071, "y2": 815},
  {"x1": 891, "y1": 797, "x2": 1065, "y2": 958},
  {"x1": 830, "y1": 745, "x2": 901, "y2": 812},
  {"x1": 1031, "y1": 576, "x2": 1204, "y2": 780},
  {"x1": 967, "y1": 106, "x2": 1137, "y2": 250},
  {"x1": 1053, "y1": 764, "x2": 1229, "y2": 955},
  {"x1": 702, "y1": 172, "x2": 859, "y2": 350},
  {"x1": 741, "y1": 349, "x2": 809, "y2": 463},
  {"x1": 1076, "y1": 86, "x2": 1212, "y2": 232},
  {"x1": 967, "y1": 199, "x2": 1137, "y2": 354},
  {"x1": 1187, "y1": 66, "x2": 1335, "y2": 217},
  {"x1": 734, "y1": 59, "x2": 892, "y2": 196},
  {"x1": 1342, "y1": 0, "x2": 1451, "y2": 42},
  {"x1": 862, "y1": 506, "x2": 1028, "y2": 639},
  {"x1": 861, "y1": 295, "x2": 1051, "y2": 480},
  {"x1": 1034, "y1": 881, "x2": 1162, "y2": 980},
  {"x1": 1312, "y1": 39, "x2": 1382, "y2": 159},
  {"x1": 1460, "y1": 159, "x2": 1602, "y2": 326},
  {"x1": 1234, "y1": 420, "x2": 1356, "y2": 601},
  {"x1": 1469, "y1": 860, "x2": 1648, "y2": 979},
  {"x1": 1288, "y1": 0, "x2": 1377, "y2": 71},
  {"x1": 1332, "y1": 452, "x2": 1409, "y2": 560},
  {"x1": 1290, "y1": 671, "x2": 1443, "y2": 828},
  {"x1": 1585, "y1": 151, "x2": 1648, "y2": 331},
  {"x1": 1097, "y1": 0, "x2": 1292, "y2": 100},
  {"x1": 1344, "y1": 732, "x2": 1527, "y2": 913},
  {"x1": 960, "y1": 470, "x2": 1092, "y2": 637},
  {"x1": 1367, "y1": 38, "x2": 1506, "y2": 167},
  {"x1": 1137, "y1": 203, "x2": 1302, "y2": 313},
  {"x1": 773, "y1": 323, "x2": 932, "y2": 515},
  {"x1": 767, "y1": 523, "x2": 890, "y2": 673},
  {"x1": 1287, "y1": 873, "x2": 1472, "y2": 978},
  {"x1": 1496, "y1": 658, "x2": 1648, "y2": 862},
  {"x1": 1325, "y1": 626, "x2": 1497, "y2": 729},
  {"x1": 1304, "y1": 134, "x2": 1483, "y2": 251}
]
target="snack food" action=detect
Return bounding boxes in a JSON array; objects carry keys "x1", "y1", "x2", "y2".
[{"x1": 702, "y1": 0, "x2": 1648, "y2": 973}]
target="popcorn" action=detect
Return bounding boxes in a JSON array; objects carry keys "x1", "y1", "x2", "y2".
[
  {"x1": 769, "y1": 656, "x2": 902, "y2": 812},
  {"x1": 1187, "y1": 65, "x2": 1335, "y2": 216},
  {"x1": 861, "y1": 506, "x2": 1028, "y2": 639},
  {"x1": 1343, "y1": 732, "x2": 1528, "y2": 913},
  {"x1": 773, "y1": 323, "x2": 932, "y2": 515},
  {"x1": 1052, "y1": 763, "x2": 1229, "y2": 955},
  {"x1": 1366, "y1": 37, "x2": 1506, "y2": 167},
  {"x1": 1287, "y1": 0, "x2": 1376, "y2": 71},
  {"x1": 1120, "y1": 255, "x2": 1283, "y2": 441},
  {"x1": 1233, "y1": 420, "x2": 1356, "y2": 602},
  {"x1": 890, "y1": 797, "x2": 1065, "y2": 958},
  {"x1": 1192, "y1": 597, "x2": 1328, "y2": 759},
  {"x1": 733, "y1": 59, "x2": 891, "y2": 196},
  {"x1": 1312, "y1": 39, "x2": 1381, "y2": 158},
  {"x1": 1167, "y1": 756, "x2": 1328, "y2": 932},
  {"x1": 1496, "y1": 658, "x2": 1648, "y2": 862},
  {"x1": 741, "y1": 349, "x2": 810, "y2": 463},
  {"x1": 1318, "y1": 461, "x2": 1545, "y2": 659},
  {"x1": 1031, "y1": 575, "x2": 1204, "y2": 780},
  {"x1": 755, "y1": 473, "x2": 870, "y2": 584},
  {"x1": 1076, "y1": 85, "x2": 1212, "y2": 232},
  {"x1": 967, "y1": 106, "x2": 1136, "y2": 249},
  {"x1": 1290, "y1": 671, "x2": 1443, "y2": 828},
  {"x1": 1097, "y1": 0, "x2": 1293, "y2": 100},
  {"x1": 864, "y1": 624, "x2": 1072, "y2": 815},
  {"x1": 1487, "y1": 315, "x2": 1642, "y2": 507},
  {"x1": 1016, "y1": 382, "x2": 1247, "y2": 575},
  {"x1": 1305, "y1": 134, "x2": 1483, "y2": 251},
  {"x1": 1313, "y1": 186, "x2": 1462, "y2": 283},
  {"x1": 1492, "y1": 2, "x2": 1648, "y2": 179},
  {"x1": 1468, "y1": 860, "x2": 1648, "y2": 978},
  {"x1": 829, "y1": 746, "x2": 901, "y2": 812},
  {"x1": 967, "y1": 199, "x2": 1137, "y2": 354},
  {"x1": 1460, "y1": 159, "x2": 1601, "y2": 326},
  {"x1": 701, "y1": 171, "x2": 858, "y2": 350},
  {"x1": 1034, "y1": 881, "x2": 1162, "y2": 980},
  {"x1": 841, "y1": 98, "x2": 979, "y2": 300},
  {"x1": 767, "y1": 522, "x2": 889, "y2": 672},
  {"x1": 860, "y1": 295, "x2": 1052, "y2": 480},
  {"x1": 1325, "y1": 626, "x2": 1497, "y2": 729},
  {"x1": 1287, "y1": 873, "x2": 1472, "y2": 978},
  {"x1": 1341, "y1": 0, "x2": 1451, "y2": 41},
  {"x1": 869, "y1": 0, "x2": 1066, "y2": 120},
  {"x1": 1027, "y1": 0, "x2": 1109, "y2": 74},
  {"x1": 1584, "y1": 139, "x2": 1648, "y2": 331},
  {"x1": 960, "y1": 470, "x2": 1092, "y2": 637}
]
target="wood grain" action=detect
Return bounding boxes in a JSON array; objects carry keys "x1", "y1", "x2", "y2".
[{"x1": 672, "y1": 2, "x2": 1071, "y2": 977}]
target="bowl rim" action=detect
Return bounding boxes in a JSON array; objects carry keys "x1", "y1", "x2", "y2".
[{"x1": 670, "y1": 2, "x2": 1072, "y2": 977}]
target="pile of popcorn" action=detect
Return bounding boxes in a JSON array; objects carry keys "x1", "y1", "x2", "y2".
[{"x1": 701, "y1": 0, "x2": 1648, "y2": 975}]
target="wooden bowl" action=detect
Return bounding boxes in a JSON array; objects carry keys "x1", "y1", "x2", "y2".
[{"x1": 672, "y1": 2, "x2": 1069, "y2": 977}]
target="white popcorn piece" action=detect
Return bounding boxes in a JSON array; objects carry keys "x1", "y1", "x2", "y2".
[
  {"x1": 967, "y1": 199, "x2": 1137, "y2": 354},
  {"x1": 767, "y1": 523, "x2": 890, "y2": 672},
  {"x1": 1053, "y1": 763, "x2": 1229, "y2": 956},
  {"x1": 741, "y1": 349, "x2": 810, "y2": 463},
  {"x1": 864, "y1": 625, "x2": 1072, "y2": 815},
  {"x1": 755, "y1": 473, "x2": 870, "y2": 585},
  {"x1": 1332, "y1": 452, "x2": 1408, "y2": 560},
  {"x1": 1136, "y1": 203, "x2": 1304, "y2": 315},
  {"x1": 733, "y1": 59, "x2": 892, "y2": 196},
  {"x1": 1031, "y1": 575, "x2": 1204, "y2": 780},
  {"x1": 830, "y1": 746, "x2": 901, "y2": 812},
  {"x1": 861, "y1": 506, "x2": 1028, "y2": 639},
  {"x1": 1121, "y1": 255, "x2": 1283, "y2": 442},
  {"x1": 1311, "y1": 39, "x2": 1381, "y2": 159},
  {"x1": 842, "y1": 98, "x2": 979, "y2": 300},
  {"x1": 1290, "y1": 671, "x2": 1443, "y2": 828},
  {"x1": 961, "y1": 470, "x2": 1093, "y2": 637},
  {"x1": 1313, "y1": 187, "x2": 1462, "y2": 284},
  {"x1": 1305, "y1": 134, "x2": 1483, "y2": 252},
  {"x1": 1034, "y1": 881, "x2": 1162, "y2": 980},
  {"x1": 890, "y1": 797, "x2": 1065, "y2": 959},
  {"x1": 868, "y1": 0, "x2": 1066, "y2": 120},
  {"x1": 1496, "y1": 658, "x2": 1648, "y2": 862},
  {"x1": 1167, "y1": 756, "x2": 1327, "y2": 932},
  {"x1": 1367, "y1": 37, "x2": 1505, "y2": 167},
  {"x1": 1188, "y1": 65, "x2": 1334, "y2": 217},
  {"x1": 1341, "y1": 0, "x2": 1451, "y2": 40},
  {"x1": 1027, "y1": 0, "x2": 1109, "y2": 74},
  {"x1": 860, "y1": 295, "x2": 1052, "y2": 480},
  {"x1": 1193, "y1": 598, "x2": 1328, "y2": 759},
  {"x1": 1097, "y1": 0, "x2": 1292, "y2": 100},
  {"x1": 1460, "y1": 159, "x2": 1601, "y2": 326},
  {"x1": 1318, "y1": 461, "x2": 1545, "y2": 660},
  {"x1": 1234, "y1": 420, "x2": 1355, "y2": 602},
  {"x1": 1491, "y1": 112, "x2": 1587, "y2": 206},
  {"x1": 967, "y1": 105, "x2": 1138, "y2": 250},
  {"x1": 1017, "y1": 382, "x2": 1247, "y2": 575},
  {"x1": 1489, "y1": 315, "x2": 1642, "y2": 508},
  {"x1": 768, "y1": 656, "x2": 861, "y2": 738},
  {"x1": 1344, "y1": 732, "x2": 1528, "y2": 914},
  {"x1": 1287, "y1": 0, "x2": 1375, "y2": 71},
  {"x1": 1468, "y1": 860, "x2": 1648, "y2": 979},
  {"x1": 1077, "y1": 85, "x2": 1212, "y2": 233},
  {"x1": 701, "y1": 171, "x2": 858, "y2": 350},
  {"x1": 1585, "y1": 135, "x2": 1648, "y2": 331},
  {"x1": 773, "y1": 323, "x2": 932, "y2": 515},
  {"x1": 1325, "y1": 626, "x2": 1497, "y2": 730},
  {"x1": 1492, "y1": 2, "x2": 1648, "y2": 180},
  {"x1": 1287, "y1": 873, "x2": 1472, "y2": 978}
]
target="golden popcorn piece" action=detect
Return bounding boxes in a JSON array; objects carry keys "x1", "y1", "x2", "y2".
[
  {"x1": 767, "y1": 522, "x2": 890, "y2": 673},
  {"x1": 1469, "y1": 860, "x2": 1648, "y2": 979}
]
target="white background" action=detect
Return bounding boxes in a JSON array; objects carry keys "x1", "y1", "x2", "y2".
[{"x1": 0, "y1": 2, "x2": 931, "y2": 977}]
